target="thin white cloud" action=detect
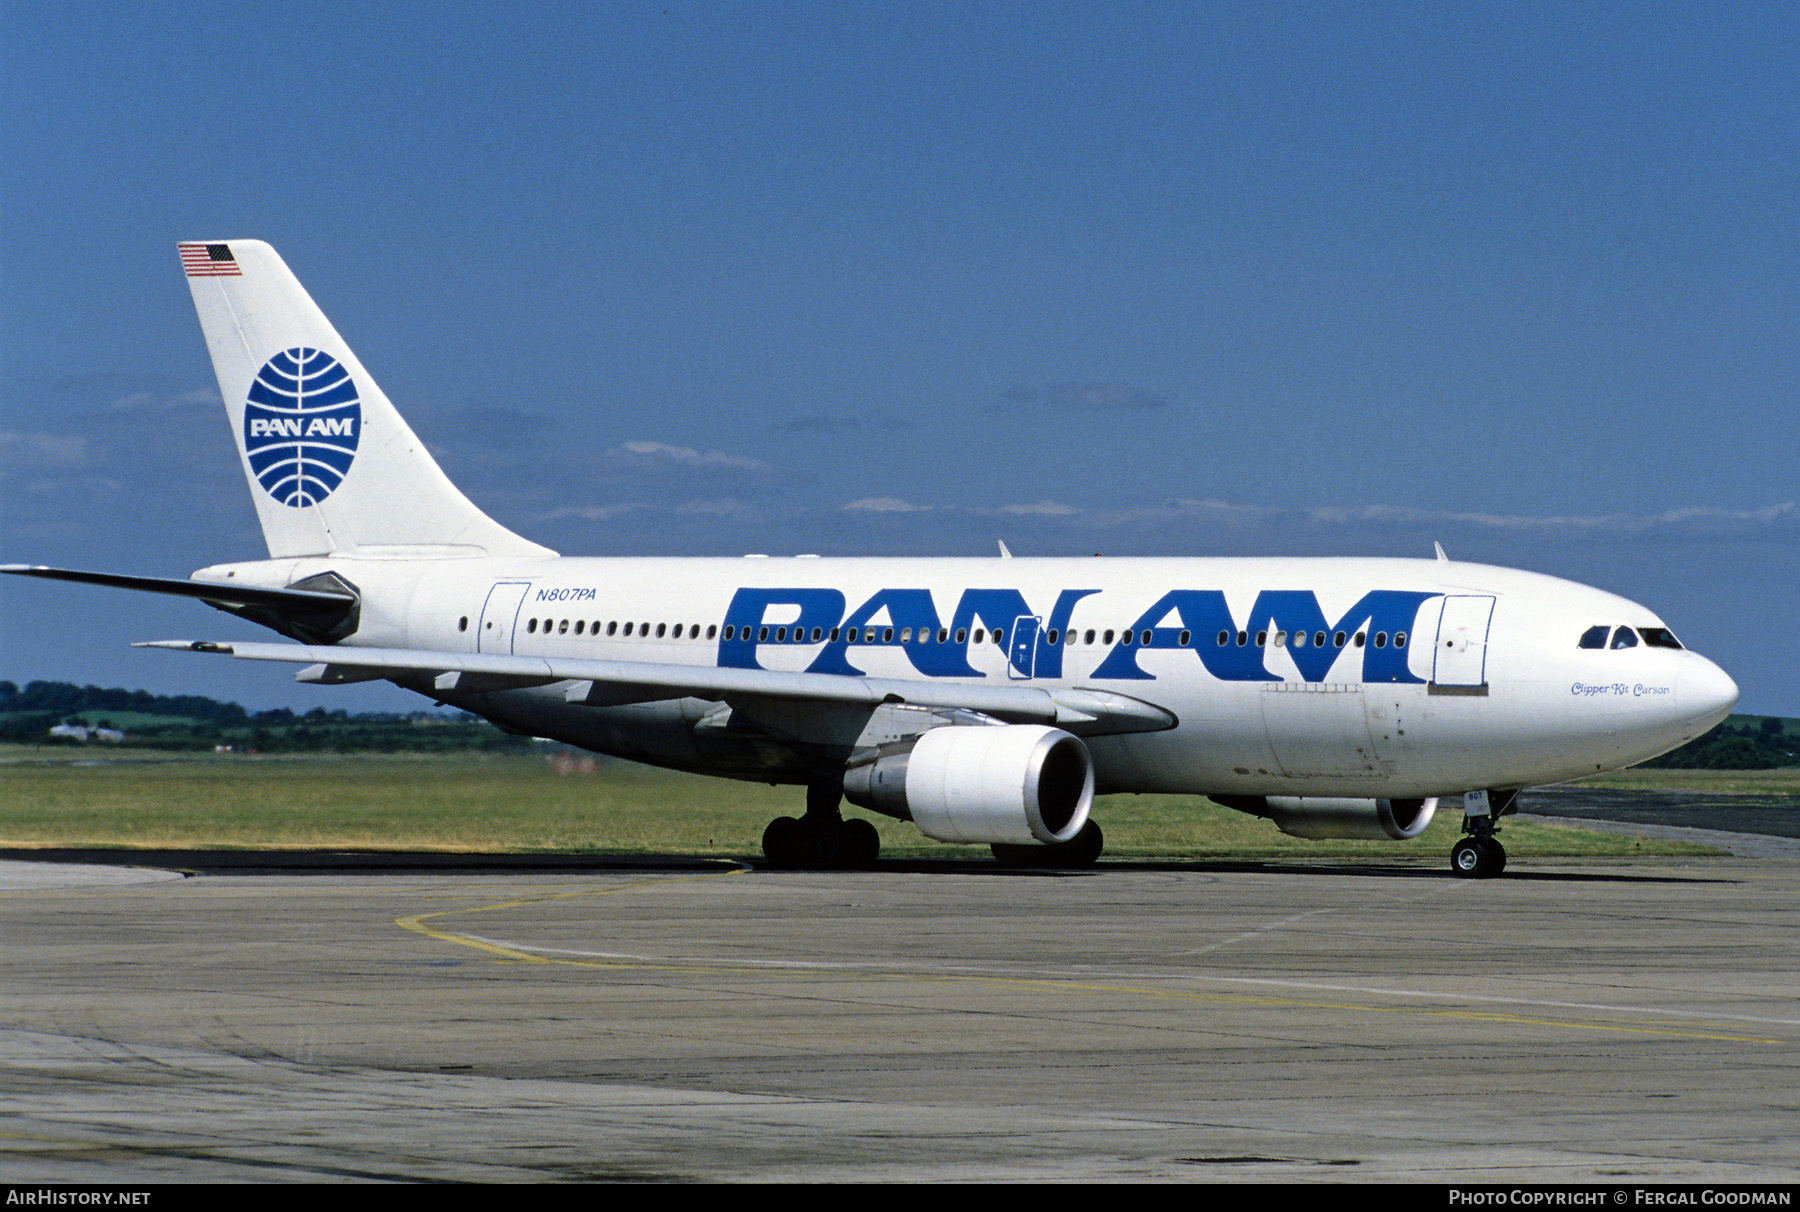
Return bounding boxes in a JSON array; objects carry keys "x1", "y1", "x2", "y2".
[
  {"x1": 104, "y1": 389, "x2": 218, "y2": 413},
  {"x1": 831, "y1": 494, "x2": 1797, "y2": 537},
  {"x1": 1272, "y1": 500, "x2": 1797, "y2": 533},
  {"x1": 0, "y1": 432, "x2": 89, "y2": 471},
  {"x1": 998, "y1": 381, "x2": 1169, "y2": 411},
  {"x1": 844, "y1": 496, "x2": 932, "y2": 513},
  {"x1": 676, "y1": 498, "x2": 750, "y2": 515},
  {"x1": 538, "y1": 503, "x2": 650, "y2": 522},
  {"x1": 1001, "y1": 500, "x2": 1079, "y2": 516},
  {"x1": 16, "y1": 475, "x2": 123, "y2": 497},
  {"x1": 619, "y1": 440, "x2": 771, "y2": 472}
]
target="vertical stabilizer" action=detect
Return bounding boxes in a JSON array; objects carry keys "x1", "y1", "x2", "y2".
[{"x1": 180, "y1": 240, "x2": 555, "y2": 560}]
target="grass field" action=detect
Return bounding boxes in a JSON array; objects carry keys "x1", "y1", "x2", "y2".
[{"x1": 4, "y1": 742, "x2": 1778, "y2": 860}]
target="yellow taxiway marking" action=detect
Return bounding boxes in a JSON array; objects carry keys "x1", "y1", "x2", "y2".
[
  {"x1": 395, "y1": 866, "x2": 749, "y2": 967},
  {"x1": 395, "y1": 868, "x2": 1786, "y2": 1047}
]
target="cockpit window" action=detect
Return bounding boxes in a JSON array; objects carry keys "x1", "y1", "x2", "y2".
[{"x1": 1582, "y1": 623, "x2": 1682, "y2": 651}]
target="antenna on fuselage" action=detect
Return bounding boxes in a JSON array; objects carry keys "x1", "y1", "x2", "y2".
[{"x1": 1434, "y1": 541, "x2": 1449, "y2": 562}]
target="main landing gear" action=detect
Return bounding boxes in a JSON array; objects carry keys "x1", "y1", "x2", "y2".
[{"x1": 761, "y1": 783, "x2": 880, "y2": 870}]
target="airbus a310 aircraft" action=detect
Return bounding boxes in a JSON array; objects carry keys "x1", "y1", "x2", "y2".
[{"x1": 5, "y1": 241, "x2": 1740, "y2": 876}]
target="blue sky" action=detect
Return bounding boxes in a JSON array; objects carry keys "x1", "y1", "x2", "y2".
[{"x1": 3, "y1": 2, "x2": 1795, "y2": 714}]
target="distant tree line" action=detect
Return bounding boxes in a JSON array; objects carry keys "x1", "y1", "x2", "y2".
[
  {"x1": 1636, "y1": 717, "x2": 1794, "y2": 770},
  {"x1": 0, "y1": 680, "x2": 531, "y2": 753},
  {"x1": 0, "y1": 679, "x2": 249, "y2": 723}
]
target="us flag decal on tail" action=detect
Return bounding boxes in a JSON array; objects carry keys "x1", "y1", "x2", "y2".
[{"x1": 179, "y1": 242, "x2": 242, "y2": 276}]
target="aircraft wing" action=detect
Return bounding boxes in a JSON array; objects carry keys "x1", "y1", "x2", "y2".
[{"x1": 136, "y1": 640, "x2": 1177, "y2": 735}]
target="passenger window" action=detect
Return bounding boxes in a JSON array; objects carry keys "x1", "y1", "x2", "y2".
[
  {"x1": 527, "y1": 618, "x2": 538, "y2": 633},
  {"x1": 558, "y1": 619, "x2": 569, "y2": 634},
  {"x1": 1273, "y1": 631, "x2": 1287, "y2": 647},
  {"x1": 1103, "y1": 630, "x2": 1115, "y2": 645},
  {"x1": 1178, "y1": 630, "x2": 1190, "y2": 646},
  {"x1": 1395, "y1": 631, "x2": 1407, "y2": 648},
  {"x1": 1314, "y1": 631, "x2": 1326, "y2": 648},
  {"x1": 1046, "y1": 629, "x2": 1059, "y2": 645},
  {"x1": 938, "y1": 628, "x2": 950, "y2": 643},
  {"x1": 1084, "y1": 629, "x2": 1096, "y2": 645},
  {"x1": 1610, "y1": 626, "x2": 1638, "y2": 649},
  {"x1": 1578, "y1": 625, "x2": 1608, "y2": 649},
  {"x1": 1374, "y1": 632, "x2": 1387, "y2": 648},
  {"x1": 1292, "y1": 631, "x2": 1307, "y2": 648},
  {"x1": 1354, "y1": 632, "x2": 1365, "y2": 647},
  {"x1": 1333, "y1": 631, "x2": 1346, "y2": 648},
  {"x1": 607, "y1": 621, "x2": 618, "y2": 636},
  {"x1": 1256, "y1": 630, "x2": 1267, "y2": 647},
  {"x1": 656, "y1": 623, "x2": 667, "y2": 639},
  {"x1": 1140, "y1": 630, "x2": 1152, "y2": 646},
  {"x1": 758, "y1": 626, "x2": 769, "y2": 642},
  {"x1": 974, "y1": 629, "x2": 985, "y2": 644},
  {"x1": 707, "y1": 624, "x2": 717, "y2": 640},
  {"x1": 458, "y1": 616, "x2": 468, "y2": 632},
  {"x1": 775, "y1": 627, "x2": 787, "y2": 642},
  {"x1": 574, "y1": 620, "x2": 584, "y2": 635}
]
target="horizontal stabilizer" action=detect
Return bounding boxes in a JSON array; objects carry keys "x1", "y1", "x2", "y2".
[{"x1": 2, "y1": 564, "x2": 354, "y2": 610}]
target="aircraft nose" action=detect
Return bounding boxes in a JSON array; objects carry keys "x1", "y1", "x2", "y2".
[{"x1": 1678, "y1": 657, "x2": 1739, "y2": 728}]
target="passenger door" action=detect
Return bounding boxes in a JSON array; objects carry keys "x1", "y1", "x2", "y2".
[
  {"x1": 477, "y1": 581, "x2": 532, "y2": 654},
  {"x1": 1431, "y1": 595, "x2": 1495, "y2": 688}
]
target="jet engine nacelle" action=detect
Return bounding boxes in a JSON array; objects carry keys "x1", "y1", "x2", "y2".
[
  {"x1": 1222, "y1": 795, "x2": 1439, "y2": 841},
  {"x1": 843, "y1": 724, "x2": 1095, "y2": 846}
]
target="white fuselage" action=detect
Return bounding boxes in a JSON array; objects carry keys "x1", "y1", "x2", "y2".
[{"x1": 197, "y1": 552, "x2": 1739, "y2": 799}]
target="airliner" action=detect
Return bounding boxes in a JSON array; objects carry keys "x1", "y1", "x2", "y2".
[{"x1": 3, "y1": 241, "x2": 1740, "y2": 877}]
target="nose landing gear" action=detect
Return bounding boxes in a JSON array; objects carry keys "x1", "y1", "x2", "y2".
[
  {"x1": 1451, "y1": 834, "x2": 1506, "y2": 878},
  {"x1": 1451, "y1": 789, "x2": 1515, "y2": 878}
]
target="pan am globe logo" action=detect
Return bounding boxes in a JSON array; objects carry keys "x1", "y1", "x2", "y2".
[{"x1": 242, "y1": 347, "x2": 361, "y2": 507}]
